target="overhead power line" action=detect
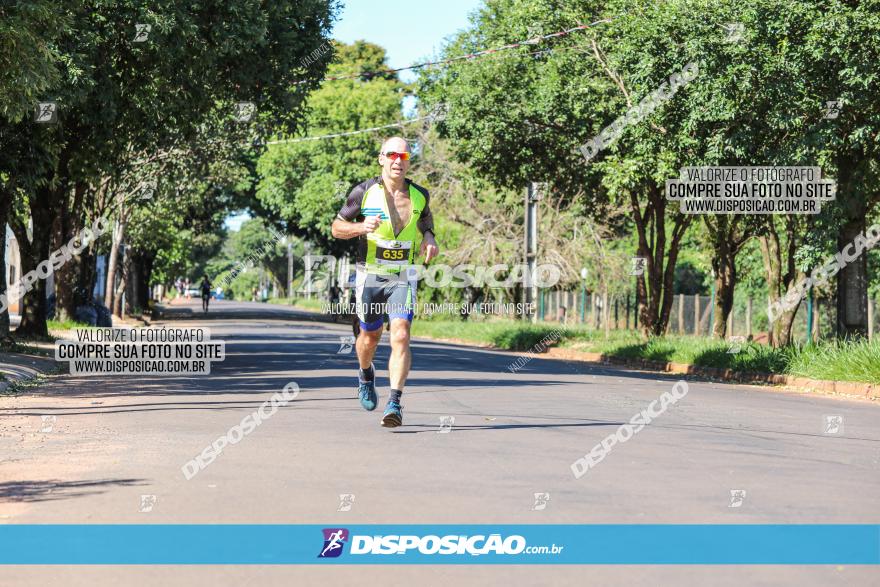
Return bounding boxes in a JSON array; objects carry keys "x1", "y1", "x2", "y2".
[
  {"x1": 265, "y1": 113, "x2": 442, "y2": 145},
  {"x1": 269, "y1": 35, "x2": 602, "y2": 145},
  {"x1": 292, "y1": 19, "x2": 613, "y2": 86}
]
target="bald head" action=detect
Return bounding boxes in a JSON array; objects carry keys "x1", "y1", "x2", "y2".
[
  {"x1": 378, "y1": 136, "x2": 411, "y2": 184},
  {"x1": 380, "y1": 136, "x2": 409, "y2": 154}
]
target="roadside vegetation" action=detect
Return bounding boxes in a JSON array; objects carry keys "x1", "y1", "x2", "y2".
[
  {"x1": 47, "y1": 319, "x2": 87, "y2": 331},
  {"x1": 411, "y1": 319, "x2": 880, "y2": 384},
  {"x1": 266, "y1": 297, "x2": 326, "y2": 312}
]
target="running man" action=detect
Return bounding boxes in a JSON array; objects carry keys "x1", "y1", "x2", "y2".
[
  {"x1": 320, "y1": 529, "x2": 346, "y2": 557},
  {"x1": 199, "y1": 274, "x2": 212, "y2": 313},
  {"x1": 331, "y1": 137, "x2": 439, "y2": 427}
]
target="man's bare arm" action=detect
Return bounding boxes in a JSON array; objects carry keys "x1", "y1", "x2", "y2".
[
  {"x1": 420, "y1": 230, "x2": 439, "y2": 263},
  {"x1": 332, "y1": 215, "x2": 381, "y2": 239},
  {"x1": 331, "y1": 218, "x2": 365, "y2": 239}
]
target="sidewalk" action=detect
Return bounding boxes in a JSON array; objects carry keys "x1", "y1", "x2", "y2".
[
  {"x1": 1, "y1": 315, "x2": 54, "y2": 391},
  {"x1": 0, "y1": 312, "x2": 147, "y2": 392},
  {"x1": 0, "y1": 351, "x2": 59, "y2": 393}
]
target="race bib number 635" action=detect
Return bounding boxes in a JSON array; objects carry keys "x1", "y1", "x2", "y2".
[{"x1": 374, "y1": 239, "x2": 411, "y2": 265}]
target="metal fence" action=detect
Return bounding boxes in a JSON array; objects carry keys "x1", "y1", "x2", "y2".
[{"x1": 529, "y1": 289, "x2": 880, "y2": 342}]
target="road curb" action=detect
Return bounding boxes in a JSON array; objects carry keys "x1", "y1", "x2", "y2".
[
  {"x1": 151, "y1": 303, "x2": 339, "y2": 324},
  {"x1": 544, "y1": 347, "x2": 878, "y2": 401},
  {"x1": 0, "y1": 351, "x2": 59, "y2": 393},
  {"x1": 411, "y1": 334, "x2": 876, "y2": 401}
]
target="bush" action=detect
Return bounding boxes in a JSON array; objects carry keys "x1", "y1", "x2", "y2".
[{"x1": 411, "y1": 319, "x2": 880, "y2": 384}]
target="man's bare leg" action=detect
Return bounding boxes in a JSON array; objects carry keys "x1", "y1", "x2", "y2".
[
  {"x1": 357, "y1": 328, "x2": 382, "y2": 369},
  {"x1": 355, "y1": 328, "x2": 382, "y2": 411},
  {"x1": 388, "y1": 319, "x2": 411, "y2": 391},
  {"x1": 380, "y1": 318, "x2": 410, "y2": 427}
]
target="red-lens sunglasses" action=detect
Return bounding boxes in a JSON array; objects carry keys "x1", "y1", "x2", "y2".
[{"x1": 381, "y1": 151, "x2": 410, "y2": 161}]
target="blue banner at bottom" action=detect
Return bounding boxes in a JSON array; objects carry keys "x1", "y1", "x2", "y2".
[{"x1": 0, "y1": 525, "x2": 877, "y2": 564}]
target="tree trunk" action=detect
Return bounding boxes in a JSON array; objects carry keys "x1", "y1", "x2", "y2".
[
  {"x1": 712, "y1": 245, "x2": 736, "y2": 339},
  {"x1": 104, "y1": 218, "x2": 124, "y2": 309},
  {"x1": 145, "y1": 255, "x2": 155, "y2": 305},
  {"x1": 127, "y1": 252, "x2": 142, "y2": 315},
  {"x1": 632, "y1": 183, "x2": 691, "y2": 337},
  {"x1": 78, "y1": 247, "x2": 96, "y2": 305},
  {"x1": 112, "y1": 245, "x2": 130, "y2": 317},
  {"x1": 758, "y1": 224, "x2": 802, "y2": 347},
  {"x1": 659, "y1": 217, "x2": 688, "y2": 333},
  {"x1": 53, "y1": 182, "x2": 87, "y2": 321},
  {"x1": 835, "y1": 153, "x2": 869, "y2": 338},
  {"x1": 0, "y1": 190, "x2": 10, "y2": 337},
  {"x1": 704, "y1": 216, "x2": 745, "y2": 339},
  {"x1": 79, "y1": 217, "x2": 106, "y2": 305},
  {"x1": 12, "y1": 241, "x2": 48, "y2": 337},
  {"x1": 136, "y1": 251, "x2": 154, "y2": 310},
  {"x1": 633, "y1": 192, "x2": 661, "y2": 337},
  {"x1": 774, "y1": 304, "x2": 800, "y2": 347},
  {"x1": 13, "y1": 184, "x2": 58, "y2": 338},
  {"x1": 836, "y1": 215, "x2": 868, "y2": 339}
]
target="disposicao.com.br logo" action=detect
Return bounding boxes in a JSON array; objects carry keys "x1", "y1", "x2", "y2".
[
  {"x1": 318, "y1": 528, "x2": 349, "y2": 558},
  {"x1": 317, "y1": 528, "x2": 563, "y2": 558}
]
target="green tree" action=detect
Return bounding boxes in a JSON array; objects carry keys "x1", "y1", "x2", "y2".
[
  {"x1": 0, "y1": 0, "x2": 69, "y2": 337},
  {"x1": 421, "y1": 0, "x2": 880, "y2": 344},
  {"x1": 1, "y1": 0, "x2": 336, "y2": 336},
  {"x1": 0, "y1": 1, "x2": 66, "y2": 121},
  {"x1": 418, "y1": 0, "x2": 695, "y2": 336},
  {"x1": 256, "y1": 40, "x2": 406, "y2": 253},
  {"x1": 227, "y1": 218, "x2": 289, "y2": 290}
]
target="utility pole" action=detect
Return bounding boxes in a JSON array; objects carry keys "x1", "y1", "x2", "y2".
[
  {"x1": 338, "y1": 254, "x2": 350, "y2": 289},
  {"x1": 304, "y1": 243, "x2": 312, "y2": 299},
  {"x1": 287, "y1": 240, "x2": 293, "y2": 298},
  {"x1": 806, "y1": 284, "x2": 814, "y2": 345},
  {"x1": 119, "y1": 244, "x2": 126, "y2": 318},
  {"x1": 525, "y1": 182, "x2": 540, "y2": 323},
  {"x1": 580, "y1": 268, "x2": 588, "y2": 323}
]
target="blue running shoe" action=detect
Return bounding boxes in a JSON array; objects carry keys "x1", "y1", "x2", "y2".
[
  {"x1": 381, "y1": 401, "x2": 403, "y2": 428},
  {"x1": 358, "y1": 364, "x2": 377, "y2": 411}
]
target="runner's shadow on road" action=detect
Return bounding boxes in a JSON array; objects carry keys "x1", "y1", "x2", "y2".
[
  {"x1": 285, "y1": 374, "x2": 577, "y2": 391},
  {"x1": 7, "y1": 396, "x2": 354, "y2": 416},
  {"x1": 389, "y1": 421, "x2": 624, "y2": 434},
  {"x1": 155, "y1": 304, "x2": 328, "y2": 323},
  {"x1": 0, "y1": 478, "x2": 146, "y2": 503}
]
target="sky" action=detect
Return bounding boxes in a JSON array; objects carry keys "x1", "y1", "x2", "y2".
[
  {"x1": 331, "y1": 0, "x2": 482, "y2": 83},
  {"x1": 224, "y1": 0, "x2": 482, "y2": 231}
]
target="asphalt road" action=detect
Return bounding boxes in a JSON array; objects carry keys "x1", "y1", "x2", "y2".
[{"x1": 1, "y1": 300, "x2": 878, "y2": 585}]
